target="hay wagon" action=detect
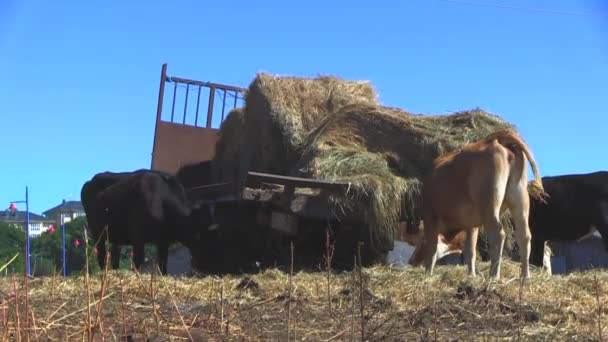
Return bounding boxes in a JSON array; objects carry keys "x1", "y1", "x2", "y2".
[
  {"x1": 150, "y1": 64, "x2": 385, "y2": 271},
  {"x1": 149, "y1": 64, "x2": 517, "y2": 273}
]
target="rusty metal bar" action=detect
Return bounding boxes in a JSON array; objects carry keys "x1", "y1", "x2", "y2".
[
  {"x1": 206, "y1": 86, "x2": 215, "y2": 128},
  {"x1": 246, "y1": 171, "x2": 350, "y2": 192},
  {"x1": 151, "y1": 63, "x2": 168, "y2": 169},
  {"x1": 170, "y1": 82, "x2": 177, "y2": 122},
  {"x1": 168, "y1": 76, "x2": 245, "y2": 93},
  {"x1": 221, "y1": 89, "x2": 227, "y2": 122},
  {"x1": 183, "y1": 84, "x2": 190, "y2": 124},
  {"x1": 194, "y1": 86, "x2": 202, "y2": 127}
]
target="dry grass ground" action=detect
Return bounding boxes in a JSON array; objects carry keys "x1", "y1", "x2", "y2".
[{"x1": 0, "y1": 259, "x2": 606, "y2": 341}]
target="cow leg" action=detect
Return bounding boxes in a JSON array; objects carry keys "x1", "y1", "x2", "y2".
[
  {"x1": 464, "y1": 227, "x2": 479, "y2": 276},
  {"x1": 422, "y1": 219, "x2": 440, "y2": 276},
  {"x1": 96, "y1": 240, "x2": 107, "y2": 270},
  {"x1": 157, "y1": 244, "x2": 169, "y2": 275},
  {"x1": 593, "y1": 201, "x2": 608, "y2": 250},
  {"x1": 543, "y1": 243, "x2": 552, "y2": 275},
  {"x1": 133, "y1": 243, "x2": 145, "y2": 271},
  {"x1": 530, "y1": 237, "x2": 546, "y2": 268},
  {"x1": 110, "y1": 244, "x2": 121, "y2": 269},
  {"x1": 484, "y1": 213, "x2": 505, "y2": 280},
  {"x1": 508, "y1": 186, "x2": 533, "y2": 280}
]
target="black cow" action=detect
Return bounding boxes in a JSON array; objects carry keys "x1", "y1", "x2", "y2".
[
  {"x1": 81, "y1": 169, "x2": 151, "y2": 269},
  {"x1": 176, "y1": 160, "x2": 214, "y2": 189},
  {"x1": 528, "y1": 171, "x2": 608, "y2": 267},
  {"x1": 81, "y1": 169, "x2": 211, "y2": 274}
]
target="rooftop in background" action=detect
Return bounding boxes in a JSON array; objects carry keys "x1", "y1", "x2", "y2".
[
  {"x1": 0, "y1": 208, "x2": 52, "y2": 223},
  {"x1": 42, "y1": 200, "x2": 84, "y2": 217}
]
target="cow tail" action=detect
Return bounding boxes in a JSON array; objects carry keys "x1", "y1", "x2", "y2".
[{"x1": 488, "y1": 130, "x2": 548, "y2": 202}]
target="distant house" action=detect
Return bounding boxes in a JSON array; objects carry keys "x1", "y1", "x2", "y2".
[
  {"x1": 43, "y1": 199, "x2": 86, "y2": 226},
  {"x1": 0, "y1": 207, "x2": 55, "y2": 238}
]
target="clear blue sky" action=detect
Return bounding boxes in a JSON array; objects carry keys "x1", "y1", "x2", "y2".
[{"x1": 1, "y1": 0, "x2": 606, "y2": 214}]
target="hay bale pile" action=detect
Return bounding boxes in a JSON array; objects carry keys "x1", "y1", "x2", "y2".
[
  {"x1": 212, "y1": 107, "x2": 246, "y2": 183},
  {"x1": 239, "y1": 73, "x2": 378, "y2": 177},
  {"x1": 295, "y1": 103, "x2": 515, "y2": 250},
  {"x1": 211, "y1": 72, "x2": 516, "y2": 254}
]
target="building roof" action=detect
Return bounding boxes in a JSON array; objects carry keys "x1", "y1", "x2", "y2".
[
  {"x1": 42, "y1": 200, "x2": 84, "y2": 216},
  {"x1": 0, "y1": 210, "x2": 54, "y2": 223}
]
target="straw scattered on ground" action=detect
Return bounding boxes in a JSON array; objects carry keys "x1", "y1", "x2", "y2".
[{"x1": 1, "y1": 261, "x2": 605, "y2": 341}]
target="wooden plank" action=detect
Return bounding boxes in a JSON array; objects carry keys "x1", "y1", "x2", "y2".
[
  {"x1": 241, "y1": 188, "x2": 279, "y2": 202},
  {"x1": 246, "y1": 172, "x2": 349, "y2": 192},
  {"x1": 186, "y1": 180, "x2": 365, "y2": 224}
]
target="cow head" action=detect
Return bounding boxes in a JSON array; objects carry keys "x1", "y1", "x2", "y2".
[
  {"x1": 408, "y1": 230, "x2": 466, "y2": 267},
  {"x1": 180, "y1": 202, "x2": 223, "y2": 250}
]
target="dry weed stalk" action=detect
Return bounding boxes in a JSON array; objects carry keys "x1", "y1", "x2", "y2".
[
  {"x1": 23, "y1": 273, "x2": 29, "y2": 340},
  {"x1": 595, "y1": 272, "x2": 604, "y2": 342},
  {"x1": 157, "y1": 265, "x2": 194, "y2": 342},
  {"x1": 12, "y1": 277, "x2": 21, "y2": 342},
  {"x1": 517, "y1": 276, "x2": 525, "y2": 341},
  {"x1": 220, "y1": 280, "x2": 224, "y2": 334},
  {"x1": 351, "y1": 255, "x2": 356, "y2": 340},
  {"x1": 325, "y1": 227, "x2": 335, "y2": 316},
  {"x1": 357, "y1": 242, "x2": 365, "y2": 341},
  {"x1": 45, "y1": 293, "x2": 113, "y2": 329},
  {"x1": 287, "y1": 242, "x2": 294, "y2": 341},
  {"x1": 119, "y1": 275, "x2": 128, "y2": 340},
  {"x1": 1, "y1": 298, "x2": 6, "y2": 333},
  {"x1": 30, "y1": 310, "x2": 40, "y2": 342},
  {"x1": 83, "y1": 226, "x2": 93, "y2": 341},
  {"x1": 1, "y1": 300, "x2": 8, "y2": 342},
  {"x1": 150, "y1": 259, "x2": 160, "y2": 334},
  {"x1": 94, "y1": 249, "x2": 111, "y2": 340}
]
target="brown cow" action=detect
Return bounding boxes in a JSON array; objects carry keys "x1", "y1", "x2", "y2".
[
  {"x1": 409, "y1": 228, "x2": 555, "y2": 274},
  {"x1": 408, "y1": 229, "x2": 467, "y2": 266},
  {"x1": 418, "y1": 130, "x2": 546, "y2": 279}
]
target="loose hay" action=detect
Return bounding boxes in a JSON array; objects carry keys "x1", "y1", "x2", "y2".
[
  {"x1": 238, "y1": 72, "x2": 379, "y2": 177},
  {"x1": 294, "y1": 103, "x2": 516, "y2": 252},
  {"x1": 1, "y1": 262, "x2": 605, "y2": 340},
  {"x1": 211, "y1": 73, "x2": 521, "y2": 257},
  {"x1": 212, "y1": 107, "x2": 246, "y2": 183}
]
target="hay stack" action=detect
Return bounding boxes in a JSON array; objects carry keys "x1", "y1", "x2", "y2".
[
  {"x1": 293, "y1": 103, "x2": 516, "y2": 252},
  {"x1": 212, "y1": 107, "x2": 246, "y2": 183},
  {"x1": 211, "y1": 72, "x2": 518, "y2": 255},
  {"x1": 239, "y1": 73, "x2": 379, "y2": 176}
]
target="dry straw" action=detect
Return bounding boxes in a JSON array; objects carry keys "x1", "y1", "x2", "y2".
[
  {"x1": 0, "y1": 262, "x2": 604, "y2": 340},
  {"x1": 212, "y1": 73, "x2": 521, "y2": 254},
  {"x1": 296, "y1": 103, "x2": 515, "y2": 251},
  {"x1": 238, "y1": 72, "x2": 379, "y2": 177}
]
